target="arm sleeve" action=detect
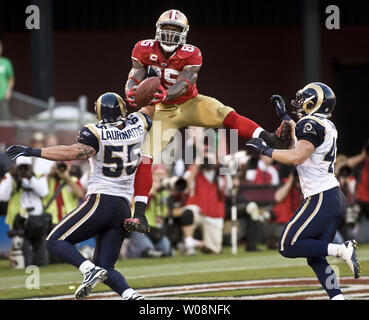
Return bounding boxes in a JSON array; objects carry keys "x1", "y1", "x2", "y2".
[
  {"x1": 6, "y1": 59, "x2": 14, "y2": 78},
  {"x1": 131, "y1": 41, "x2": 146, "y2": 66},
  {"x1": 138, "y1": 112, "x2": 152, "y2": 131},
  {"x1": 76, "y1": 126, "x2": 100, "y2": 153},
  {"x1": 295, "y1": 118, "x2": 325, "y2": 148},
  {"x1": 183, "y1": 47, "x2": 203, "y2": 68}
]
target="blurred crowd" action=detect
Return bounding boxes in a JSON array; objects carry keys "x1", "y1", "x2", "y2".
[{"x1": 1, "y1": 128, "x2": 369, "y2": 268}]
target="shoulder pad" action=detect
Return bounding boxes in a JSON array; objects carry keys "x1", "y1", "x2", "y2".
[{"x1": 295, "y1": 117, "x2": 325, "y2": 148}]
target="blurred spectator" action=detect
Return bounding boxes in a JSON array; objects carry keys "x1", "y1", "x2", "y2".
[
  {"x1": 31, "y1": 131, "x2": 55, "y2": 176},
  {"x1": 43, "y1": 162, "x2": 84, "y2": 263},
  {"x1": 124, "y1": 164, "x2": 173, "y2": 258},
  {"x1": 224, "y1": 174, "x2": 262, "y2": 252},
  {"x1": 343, "y1": 141, "x2": 369, "y2": 243},
  {"x1": 0, "y1": 143, "x2": 12, "y2": 179},
  {"x1": 0, "y1": 157, "x2": 50, "y2": 267},
  {"x1": 267, "y1": 168, "x2": 303, "y2": 249},
  {"x1": 336, "y1": 161, "x2": 359, "y2": 241},
  {"x1": 44, "y1": 162, "x2": 84, "y2": 226},
  {"x1": 179, "y1": 150, "x2": 232, "y2": 255},
  {"x1": 246, "y1": 155, "x2": 280, "y2": 186},
  {"x1": 0, "y1": 40, "x2": 15, "y2": 121}
]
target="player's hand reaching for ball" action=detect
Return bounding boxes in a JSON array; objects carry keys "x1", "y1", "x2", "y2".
[
  {"x1": 126, "y1": 86, "x2": 138, "y2": 107},
  {"x1": 271, "y1": 95, "x2": 291, "y2": 121},
  {"x1": 245, "y1": 138, "x2": 273, "y2": 157},
  {"x1": 149, "y1": 85, "x2": 168, "y2": 105}
]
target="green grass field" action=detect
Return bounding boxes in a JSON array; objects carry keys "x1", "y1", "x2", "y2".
[{"x1": 0, "y1": 244, "x2": 368, "y2": 299}]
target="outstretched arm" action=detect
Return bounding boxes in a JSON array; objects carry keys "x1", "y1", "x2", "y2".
[
  {"x1": 246, "y1": 138, "x2": 314, "y2": 166},
  {"x1": 42, "y1": 143, "x2": 96, "y2": 160},
  {"x1": 7, "y1": 143, "x2": 96, "y2": 161}
]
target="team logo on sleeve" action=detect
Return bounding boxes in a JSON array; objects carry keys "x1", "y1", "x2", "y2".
[{"x1": 303, "y1": 122, "x2": 317, "y2": 135}]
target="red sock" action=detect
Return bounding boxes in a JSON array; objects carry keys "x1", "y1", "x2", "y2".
[
  {"x1": 223, "y1": 111, "x2": 261, "y2": 140},
  {"x1": 133, "y1": 156, "x2": 153, "y2": 204}
]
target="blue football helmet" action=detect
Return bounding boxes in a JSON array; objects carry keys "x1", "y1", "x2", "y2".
[
  {"x1": 291, "y1": 82, "x2": 336, "y2": 118},
  {"x1": 95, "y1": 92, "x2": 126, "y2": 123}
]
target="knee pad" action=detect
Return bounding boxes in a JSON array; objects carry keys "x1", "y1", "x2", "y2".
[{"x1": 180, "y1": 209, "x2": 194, "y2": 226}]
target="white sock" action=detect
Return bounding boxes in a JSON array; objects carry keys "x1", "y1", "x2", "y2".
[
  {"x1": 331, "y1": 294, "x2": 345, "y2": 300},
  {"x1": 327, "y1": 243, "x2": 343, "y2": 257},
  {"x1": 252, "y1": 127, "x2": 264, "y2": 138},
  {"x1": 79, "y1": 260, "x2": 95, "y2": 274},
  {"x1": 122, "y1": 288, "x2": 135, "y2": 299}
]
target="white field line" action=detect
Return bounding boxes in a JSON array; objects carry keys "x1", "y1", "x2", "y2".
[
  {"x1": 9, "y1": 255, "x2": 369, "y2": 290},
  {"x1": 27, "y1": 276, "x2": 369, "y2": 300}
]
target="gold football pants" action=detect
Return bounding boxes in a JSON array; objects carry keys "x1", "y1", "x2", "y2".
[{"x1": 142, "y1": 94, "x2": 235, "y2": 158}]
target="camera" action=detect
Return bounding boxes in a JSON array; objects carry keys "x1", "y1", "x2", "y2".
[
  {"x1": 161, "y1": 176, "x2": 187, "y2": 192},
  {"x1": 57, "y1": 162, "x2": 67, "y2": 172},
  {"x1": 17, "y1": 164, "x2": 32, "y2": 178}
]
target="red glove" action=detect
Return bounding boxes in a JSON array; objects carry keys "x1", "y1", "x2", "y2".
[
  {"x1": 150, "y1": 85, "x2": 168, "y2": 105},
  {"x1": 126, "y1": 86, "x2": 138, "y2": 108}
]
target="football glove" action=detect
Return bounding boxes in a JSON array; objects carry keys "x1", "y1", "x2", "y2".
[
  {"x1": 271, "y1": 95, "x2": 291, "y2": 121},
  {"x1": 149, "y1": 85, "x2": 168, "y2": 105},
  {"x1": 6, "y1": 145, "x2": 41, "y2": 160},
  {"x1": 126, "y1": 86, "x2": 138, "y2": 108},
  {"x1": 123, "y1": 202, "x2": 151, "y2": 233},
  {"x1": 245, "y1": 138, "x2": 273, "y2": 157}
]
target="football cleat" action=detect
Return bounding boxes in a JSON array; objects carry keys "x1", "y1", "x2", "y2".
[
  {"x1": 122, "y1": 288, "x2": 144, "y2": 300},
  {"x1": 74, "y1": 266, "x2": 108, "y2": 299},
  {"x1": 260, "y1": 120, "x2": 293, "y2": 149},
  {"x1": 338, "y1": 240, "x2": 360, "y2": 279},
  {"x1": 124, "y1": 218, "x2": 151, "y2": 233}
]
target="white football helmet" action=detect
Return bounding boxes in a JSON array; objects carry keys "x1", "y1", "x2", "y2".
[{"x1": 155, "y1": 9, "x2": 189, "y2": 52}]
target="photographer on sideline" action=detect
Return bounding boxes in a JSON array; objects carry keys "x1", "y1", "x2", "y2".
[
  {"x1": 44, "y1": 162, "x2": 84, "y2": 226},
  {"x1": 180, "y1": 148, "x2": 232, "y2": 255},
  {"x1": 341, "y1": 140, "x2": 369, "y2": 243},
  {"x1": 124, "y1": 164, "x2": 173, "y2": 258},
  {"x1": 43, "y1": 162, "x2": 84, "y2": 263},
  {"x1": 267, "y1": 168, "x2": 303, "y2": 249},
  {"x1": 0, "y1": 157, "x2": 50, "y2": 267}
]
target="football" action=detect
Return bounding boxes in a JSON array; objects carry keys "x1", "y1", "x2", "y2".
[{"x1": 134, "y1": 77, "x2": 161, "y2": 107}]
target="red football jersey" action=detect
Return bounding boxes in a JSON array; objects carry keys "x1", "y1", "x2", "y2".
[{"x1": 131, "y1": 39, "x2": 202, "y2": 105}]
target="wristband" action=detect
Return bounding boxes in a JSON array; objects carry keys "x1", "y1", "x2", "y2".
[
  {"x1": 128, "y1": 77, "x2": 141, "y2": 85},
  {"x1": 29, "y1": 148, "x2": 41, "y2": 157},
  {"x1": 134, "y1": 201, "x2": 147, "y2": 219},
  {"x1": 263, "y1": 147, "x2": 274, "y2": 158},
  {"x1": 179, "y1": 78, "x2": 191, "y2": 91}
]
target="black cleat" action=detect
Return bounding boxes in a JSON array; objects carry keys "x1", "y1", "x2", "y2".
[{"x1": 124, "y1": 218, "x2": 151, "y2": 233}]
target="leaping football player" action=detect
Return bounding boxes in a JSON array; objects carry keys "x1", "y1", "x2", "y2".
[
  {"x1": 246, "y1": 82, "x2": 360, "y2": 300},
  {"x1": 123, "y1": 9, "x2": 293, "y2": 233},
  {"x1": 6, "y1": 93, "x2": 154, "y2": 300}
]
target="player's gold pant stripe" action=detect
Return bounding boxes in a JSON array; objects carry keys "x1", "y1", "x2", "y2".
[
  {"x1": 291, "y1": 192, "x2": 323, "y2": 245},
  {"x1": 58, "y1": 194, "x2": 100, "y2": 240},
  {"x1": 280, "y1": 196, "x2": 311, "y2": 252},
  {"x1": 46, "y1": 198, "x2": 91, "y2": 241}
]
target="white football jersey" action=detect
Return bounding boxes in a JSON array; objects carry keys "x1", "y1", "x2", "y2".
[
  {"x1": 295, "y1": 115, "x2": 340, "y2": 198},
  {"x1": 77, "y1": 112, "x2": 151, "y2": 204}
]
